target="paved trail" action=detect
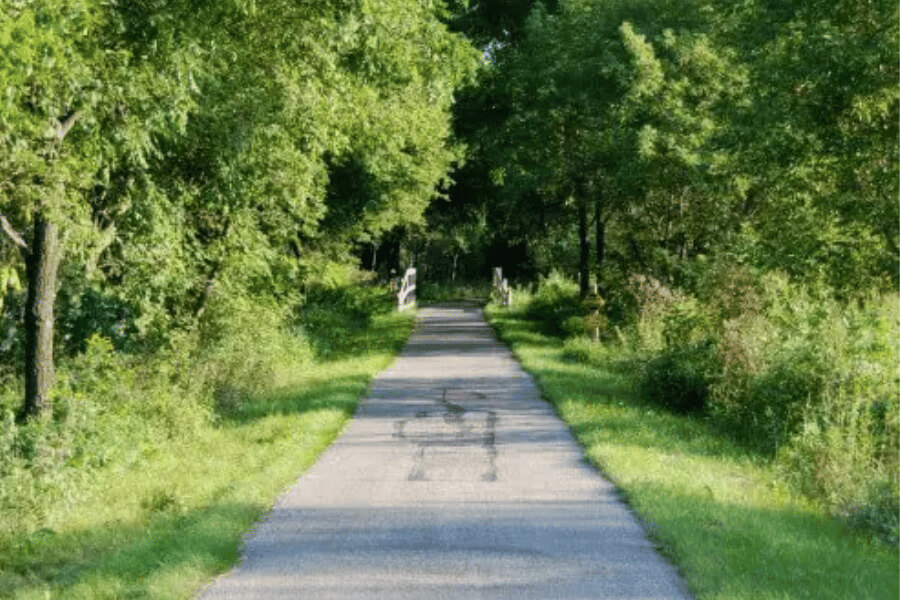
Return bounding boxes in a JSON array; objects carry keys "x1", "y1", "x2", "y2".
[{"x1": 199, "y1": 306, "x2": 690, "y2": 599}]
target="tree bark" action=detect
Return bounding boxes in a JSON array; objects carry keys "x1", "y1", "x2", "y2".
[
  {"x1": 578, "y1": 198, "x2": 589, "y2": 298},
  {"x1": 19, "y1": 215, "x2": 62, "y2": 421},
  {"x1": 595, "y1": 197, "x2": 605, "y2": 293}
]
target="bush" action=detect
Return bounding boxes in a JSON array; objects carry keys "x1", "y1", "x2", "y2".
[
  {"x1": 55, "y1": 286, "x2": 140, "y2": 354},
  {"x1": 638, "y1": 339, "x2": 718, "y2": 413},
  {"x1": 561, "y1": 315, "x2": 586, "y2": 338},
  {"x1": 702, "y1": 274, "x2": 899, "y2": 540},
  {"x1": 0, "y1": 282, "x2": 396, "y2": 530},
  {"x1": 0, "y1": 334, "x2": 214, "y2": 527},
  {"x1": 526, "y1": 271, "x2": 581, "y2": 335},
  {"x1": 661, "y1": 297, "x2": 714, "y2": 348},
  {"x1": 842, "y1": 481, "x2": 899, "y2": 546},
  {"x1": 196, "y1": 292, "x2": 314, "y2": 414},
  {"x1": 562, "y1": 262, "x2": 898, "y2": 541},
  {"x1": 624, "y1": 274, "x2": 684, "y2": 352},
  {"x1": 300, "y1": 284, "x2": 394, "y2": 358}
]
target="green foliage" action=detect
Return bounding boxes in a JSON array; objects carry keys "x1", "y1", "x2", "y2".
[
  {"x1": 198, "y1": 295, "x2": 314, "y2": 415},
  {"x1": 440, "y1": 0, "x2": 897, "y2": 300},
  {"x1": 515, "y1": 259, "x2": 898, "y2": 542},
  {"x1": 638, "y1": 340, "x2": 717, "y2": 413},
  {"x1": 524, "y1": 271, "x2": 581, "y2": 334},
  {"x1": 488, "y1": 305, "x2": 898, "y2": 600},
  {"x1": 0, "y1": 335, "x2": 208, "y2": 528},
  {"x1": 300, "y1": 285, "x2": 396, "y2": 359},
  {"x1": 0, "y1": 0, "x2": 479, "y2": 418},
  {"x1": 417, "y1": 280, "x2": 491, "y2": 304},
  {"x1": 0, "y1": 306, "x2": 414, "y2": 598},
  {"x1": 561, "y1": 336, "x2": 615, "y2": 367}
]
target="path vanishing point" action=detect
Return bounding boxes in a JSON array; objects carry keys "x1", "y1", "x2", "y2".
[{"x1": 199, "y1": 305, "x2": 691, "y2": 599}]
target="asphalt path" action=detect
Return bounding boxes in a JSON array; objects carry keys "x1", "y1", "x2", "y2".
[{"x1": 198, "y1": 305, "x2": 691, "y2": 599}]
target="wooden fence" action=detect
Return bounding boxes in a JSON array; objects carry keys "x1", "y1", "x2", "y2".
[{"x1": 397, "y1": 268, "x2": 416, "y2": 310}]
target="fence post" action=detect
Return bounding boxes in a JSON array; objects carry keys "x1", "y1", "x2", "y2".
[
  {"x1": 583, "y1": 283, "x2": 605, "y2": 342},
  {"x1": 492, "y1": 267, "x2": 511, "y2": 307}
]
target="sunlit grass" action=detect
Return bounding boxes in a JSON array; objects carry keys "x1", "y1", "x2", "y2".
[
  {"x1": 487, "y1": 306, "x2": 898, "y2": 600},
  {"x1": 0, "y1": 311, "x2": 414, "y2": 600}
]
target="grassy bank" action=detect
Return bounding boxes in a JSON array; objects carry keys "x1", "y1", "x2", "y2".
[
  {"x1": 487, "y1": 305, "x2": 897, "y2": 600},
  {"x1": 0, "y1": 309, "x2": 414, "y2": 600}
]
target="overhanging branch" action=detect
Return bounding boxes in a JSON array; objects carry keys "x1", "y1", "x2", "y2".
[
  {"x1": 55, "y1": 110, "x2": 81, "y2": 142},
  {"x1": 0, "y1": 214, "x2": 28, "y2": 252}
]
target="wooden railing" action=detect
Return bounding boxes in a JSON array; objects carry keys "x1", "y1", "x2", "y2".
[
  {"x1": 397, "y1": 268, "x2": 416, "y2": 310},
  {"x1": 492, "y1": 267, "x2": 511, "y2": 307}
]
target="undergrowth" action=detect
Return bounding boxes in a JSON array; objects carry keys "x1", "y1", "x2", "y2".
[
  {"x1": 514, "y1": 268, "x2": 899, "y2": 545},
  {"x1": 487, "y1": 304, "x2": 898, "y2": 600},
  {"x1": 0, "y1": 284, "x2": 413, "y2": 599}
]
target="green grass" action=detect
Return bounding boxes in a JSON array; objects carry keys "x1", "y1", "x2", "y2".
[
  {"x1": 486, "y1": 306, "x2": 898, "y2": 600},
  {"x1": 0, "y1": 311, "x2": 414, "y2": 600}
]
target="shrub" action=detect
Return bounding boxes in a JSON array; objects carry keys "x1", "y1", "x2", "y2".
[
  {"x1": 198, "y1": 294, "x2": 314, "y2": 410},
  {"x1": 0, "y1": 334, "x2": 214, "y2": 527},
  {"x1": 418, "y1": 280, "x2": 490, "y2": 304},
  {"x1": 576, "y1": 261, "x2": 898, "y2": 540},
  {"x1": 300, "y1": 284, "x2": 394, "y2": 358},
  {"x1": 842, "y1": 481, "x2": 900, "y2": 546},
  {"x1": 55, "y1": 286, "x2": 140, "y2": 354},
  {"x1": 0, "y1": 281, "x2": 395, "y2": 530},
  {"x1": 638, "y1": 339, "x2": 718, "y2": 413},
  {"x1": 662, "y1": 297, "x2": 714, "y2": 348},
  {"x1": 698, "y1": 261, "x2": 763, "y2": 322},
  {"x1": 526, "y1": 271, "x2": 581, "y2": 335},
  {"x1": 561, "y1": 315, "x2": 587, "y2": 338},
  {"x1": 705, "y1": 277, "x2": 899, "y2": 540},
  {"x1": 625, "y1": 274, "x2": 684, "y2": 352}
]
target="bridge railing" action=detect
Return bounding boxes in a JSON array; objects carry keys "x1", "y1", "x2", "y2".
[
  {"x1": 397, "y1": 268, "x2": 416, "y2": 310},
  {"x1": 492, "y1": 267, "x2": 512, "y2": 307}
]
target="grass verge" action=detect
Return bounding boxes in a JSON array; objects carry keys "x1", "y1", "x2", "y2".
[
  {"x1": 0, "y1": 310, "x2": 414, "y2": 600},
  {"x1": 486, "y1": 305, "x2": 898, "y2": 600}
]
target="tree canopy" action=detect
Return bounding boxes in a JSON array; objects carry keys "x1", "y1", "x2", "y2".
[
  {"x1": 0, "y1": 0, "x2": 479, "y2": 417},
  {"x1": 437, "y1": 0, "x2": 898, "y2": 294}
]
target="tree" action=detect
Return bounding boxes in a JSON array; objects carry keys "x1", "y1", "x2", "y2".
[{"x1": 0, "y1": 0, "x2": 199, "y2": 419}]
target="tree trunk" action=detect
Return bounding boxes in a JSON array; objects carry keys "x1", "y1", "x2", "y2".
[
  {"x1": 595, "y1": 197, "x2": 605, "y2": 293},
  {"x1": 451, "y1": 252, "x2": 459, "y2": 282},
  {"x1": 19, "y1": 215, "x2": 62, "y2": 421},
  {"x1": 578, "y1": 199, "x2": 589, "y2": 298}
]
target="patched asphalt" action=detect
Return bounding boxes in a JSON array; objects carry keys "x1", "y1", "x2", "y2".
[{"x1": 198, "y1": 305, "x2": 691, "y2": 599}]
